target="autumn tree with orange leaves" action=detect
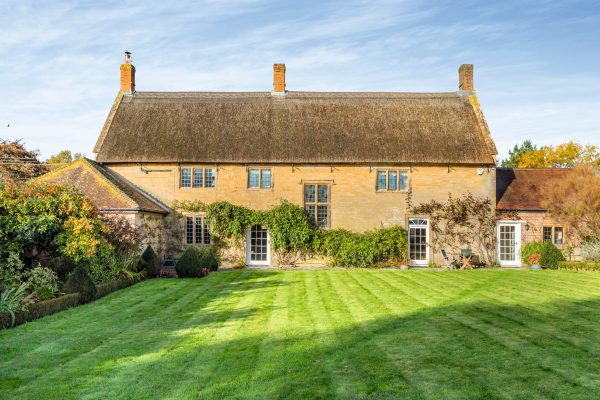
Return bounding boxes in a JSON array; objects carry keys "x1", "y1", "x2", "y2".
[{"x1": 544, "y1": 165, "x2": 600, "y2": 244}]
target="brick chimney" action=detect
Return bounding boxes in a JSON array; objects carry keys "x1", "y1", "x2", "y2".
[
  {"x1": 273, "y1": 63, "x2": 286, "y2": 94},
  {"x1": 458, "y1": 64, "x2": 474, "y2": 92},
  {"x1": 120, "y1": 51, "x2": 136, "y2": 94}
]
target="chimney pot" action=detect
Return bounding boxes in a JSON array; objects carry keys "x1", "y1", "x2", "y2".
[
  {"x1": 120, "y1": 51, "x2": 136, "y2": 94},
  {"x1": 458, "y1": 64, "x2": 474, "y2": 92},
  {"x1": 273, "y1": 63, "x2": 286, "y2": 94}
]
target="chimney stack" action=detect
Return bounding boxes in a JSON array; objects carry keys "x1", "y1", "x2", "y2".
[
  {"x1": 273, "y1": 63, "x2": 286, "y2": 94},
  {"x1": 458, "y1": 64, "x2": 474, "y2": 92},
  {"x1": 120, "y1": 51, "x2": 136, "y2": 94}
]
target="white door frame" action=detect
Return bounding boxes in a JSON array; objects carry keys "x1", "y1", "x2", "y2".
[
  {"x1": 408, "y1": 218, "x2": 430, "y2": 266},
  {"x1": 496, "y1": 221, "x2": 523, "y2": 267},
  {"x1": 246, "y1": 225, "x2": 271, "y2": 266}
]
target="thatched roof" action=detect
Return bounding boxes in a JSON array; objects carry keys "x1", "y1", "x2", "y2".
[
  {"x1": 94, "y1": 91, "x2": 497, "y2": 165},
  {"x1": 38, "y1": 158, "x2": 168, "y2": 214},
  {"x1": 496, "y1": 168, "x2": 573, "y2": 211}
]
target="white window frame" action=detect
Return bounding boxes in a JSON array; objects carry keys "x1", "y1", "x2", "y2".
[
  {"x1": 246, "y1": 225, "x2": 271, "y2": 266},
  {"x1": 408, "y1": 218, "x2": 430, "y2": 266},
  {"x1": 496, "y1": 221, "x2": 523, "y2": 267},
  {"x1": 376, "y1": 169, "x2": 409, "y2": 192},
  {"x1": 180, "y1": 167, "x2": 217, "y2": 189}
]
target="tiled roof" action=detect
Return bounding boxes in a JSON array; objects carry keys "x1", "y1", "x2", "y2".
[
  {"x1": 38, "y1": 158, "x2": 168, "y2": 214},
  {"x1": 496, "y1": 168, "x2": 573, "y2": 211}
]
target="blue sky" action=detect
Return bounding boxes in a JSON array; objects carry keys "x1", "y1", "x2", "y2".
[{"x1": 1, "y1": 0, "x2": 598, "y2": 161}]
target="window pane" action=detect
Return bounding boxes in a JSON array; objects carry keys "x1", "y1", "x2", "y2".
[
  {"x1": 388, "y1": 171, "x2": 398, "y2": 190},
  {"x1": 304, "y1": 185, "x2": 315, "y2": 203},
  {"x1": 317, "y1": 205, "x2": 328, "y2": 228},
  {"x1": 203, "y1": 220, "x2": 211, "y2": 244},
  {"x1": 317, "y1": 185, "x2": 328, "y2": 203},
  {"x1": 194, "y1": 217, "x2": 202, "y2": 244},
  {"x1": 399, "y1": 172, "x2": 408, "y2": 191},
  {"x1": 543, "y1": 226, "x2": 552, "y2": 242},
  {"x1": 377, "y1": 171, "x2": 387, "y2": 190},
  {"x1": 205, "y1": 168, "x2": 216, "y2": 187},
  {"x1": 193, "y1": 168, "x2": 203, "y2": 188},
  {"x1": 261, "y1": 169, "x2": 271, "y2": 188},
  {"x1": 554, "y1": 227, "x2": 563, "y2": 245},
  {"x1": 248, "y1": 169, "x2": 259, "y2": 188},
  {"x1": 305, "y1": 205, "x2": 316, "y2": 224},
  {"x1": 186, "y1": 217, "x2": 193, "y2": 244},
  {"x1": 181, "y1": 168, "x2": 191, "y2": 188}
]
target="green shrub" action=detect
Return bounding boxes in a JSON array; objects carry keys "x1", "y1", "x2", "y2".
[
  {"x1": 63, "y1": 267, "x2": 96, "y2": 303},
  {"x1": 557, "y1": 261, "x2": 600, "y2": 271},
  {"x1": 26, "y1": 266, "x2": 59, "y2": 300},
  {"x1": 521, "y1": 242, "x2": 545, "y2": 266},
  {"x1": 521, "y1": 241, "x2": 565, "y2": 268},
  {"x1": 0, "y1": 283, "x2": 34, "y2": 327},
  {"x1": 581, "y1": 240, "x2": 600, "y2": 262},
  {"x1": 138, "y1": 246, "x2": 160, "y2": 277},
  {"x1": 176, "y1": 246, "x2": 202, "y2": 277},
  {"x1": 0, "y1": 252, "x2": 26, "y2": 292},
  {"x1": 198, "y1": 248, "x2": 219, "y2": 271},
  {"x1": 314, "y1": 226, "x2": 408, "y2": 268}
]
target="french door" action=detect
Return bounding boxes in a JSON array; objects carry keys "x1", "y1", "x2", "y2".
[
  {"x1": 246, "y1": 225, "x2": 271, "y2": 266},
  {"x1": 497, "y1": 222, "x2": 521, "y2": 266},
  {"x1": 409, "y1": 218, "x2": 429, "y2": 266}
]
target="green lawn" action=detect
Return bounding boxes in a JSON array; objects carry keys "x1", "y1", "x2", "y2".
[{"x1": 1, "y1": 270, "x2": 599, "y2": 399}]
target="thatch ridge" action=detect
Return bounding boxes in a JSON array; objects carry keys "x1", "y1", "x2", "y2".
[{"x1": 95, "y1": 91, "x2": 497, "y2": 165}]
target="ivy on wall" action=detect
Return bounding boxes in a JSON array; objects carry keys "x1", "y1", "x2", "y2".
[{"x1": 172, "y1": 200, "x2": 408, "y2": 268}]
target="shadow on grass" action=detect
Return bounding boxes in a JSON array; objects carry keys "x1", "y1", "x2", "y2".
[{"x1": 2, "y1": 271, "x2": 600, "y2": 399}]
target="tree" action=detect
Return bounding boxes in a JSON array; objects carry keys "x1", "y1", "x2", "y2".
[
  {"x1": 46, "y1": 150, "x2": 84, "y2": 165},
  {"x1": 0, "y1": 181, "x2": 110, "y2": 267},
  {"x1": 544, "y1": 165, "x2": 600, "y2": 243},
  {"x1": 0, "y1": 139, "x2": 47, "y2": 183},
  {"x1": 512, "y1": 141, "x2": 600, "y2": 168},
  {"x1": 500, "y1": 140, "x2": 537, "y2": 167}
]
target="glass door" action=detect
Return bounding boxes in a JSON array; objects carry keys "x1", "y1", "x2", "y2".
[
  {"x1": 246, "y1": 225, "x2": 270, "y2": 266},
  {"x1": 409, "y1": 218, "x2": 429, "y2": 266},
  {"x1": 497, "y1": 222, "x2": 521, "y2": 266}
]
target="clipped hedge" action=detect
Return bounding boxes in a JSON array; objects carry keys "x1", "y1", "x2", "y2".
[
  {"x1": 521, "y1": 241, "x2": 565, "y2": 268},
  {"x1": 95, "y1": 273, "x2": 144, "y2": 299},
  {"x1": 63, "y1": 267, "x2": 96, "y2": 303},
  {"x1": 557, "y1": 261, "x2": 600, "y2": 271},
  {"x1": 1, "y1": 273, "x2": 144, "y2": 330},
  {"x1": 138, "y1": 245, "x2": 160, "y2": 277},
  {"x1": 176, "y1": 246, "x2": 202, "y2": 277},
  {"x1": 198, "y1": 248, "x2": 219, "y2": 272},
  {"x1": 0, "y1": 293, "x2": 81, "y2": 329}
]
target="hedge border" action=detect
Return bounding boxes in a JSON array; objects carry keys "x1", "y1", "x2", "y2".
[
  {"x1": 557, "y1": 261, "x2": 600, "y2": 271},
  {"x1": 1, "y1": 273, "x2": 145, "y2": 330}
]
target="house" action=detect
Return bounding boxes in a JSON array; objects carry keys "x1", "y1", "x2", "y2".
[
  {"x1": 496, "y1": 168, "x2": 577, "y2": 265},
  {"x1": 51, "y1": 52, "x2": 500, "y2": 266}
]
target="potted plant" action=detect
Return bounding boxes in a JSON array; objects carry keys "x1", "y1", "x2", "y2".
[{"x1": 528, "y1": 253, "x2": 542, "y2": 270}]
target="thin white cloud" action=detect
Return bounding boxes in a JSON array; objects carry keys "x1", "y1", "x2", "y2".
[{"x1": 0, "y1": 0, "x2": 598, "y2": 160}]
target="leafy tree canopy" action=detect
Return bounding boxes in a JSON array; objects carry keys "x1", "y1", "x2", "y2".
[
  {"x1": 500, "y1": 139, "x2": 537, "y2": 167},
  {"x1": 0, "y1": 139, "x2": 47, "y2": 183},
  {"x1": 502, "y1": 140, "x2": 599, "y2": 168},
  {"x1": 0, "y1": 181, "x2": 110, "y2": 266},
  {"x1": 46, "y1": 150, "x2": 84, "y2": 165},
  {"x1": 544, "y1": 165, "x2": 600, "y2": 243}
]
